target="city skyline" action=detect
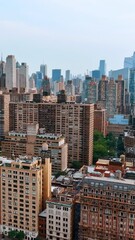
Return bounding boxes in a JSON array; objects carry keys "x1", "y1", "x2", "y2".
[{"x1": 1, "y1": 0, "x2": 135, "y2": 75}]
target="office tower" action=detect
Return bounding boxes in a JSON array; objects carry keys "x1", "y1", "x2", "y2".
[
  {"x1": 5, "y1": 55, "x2": 16, "y2": 90},
  {"x1": 106, "y1": 78, "x2": 117, "y2": 116},
  {"x1": 42, "y1": 76, "x2": 51, "y2": 96},
  {"x1": 116, "y1": 75, "x2": 125, "y2": 114},
  {"x1": 82, "y1": 75, "x2": 92, "y2": 102},
  {"x1": 39, "y1": 103, "x2": 94, "y2": 166},
  {"x1": 124, "y1": 52, "x2": 135, "y2": 68},
  {"x1": 92, "y1": 70, "x2": 100, "y2": 82},
  {"x1": 19, "y1": 63, "x2": 29, "y2": 92},
  {"x1": 2, "y1": 124, "x2": 68, "y2": 174},
  {"x1": 109, "y1": 68, "x2": 130, "y2": 91},
  {"x1": 0, "y1": 93, "x2": 10, "y2": 139},
  {"x1": 98, "y1": 75, "x2": 108, "y2": 102},
  {"x1": 40, "y1": 64, "x2": 47, "y2": 78},
  {"x1": 65, "y1": 80, "x2": 75, "y2": 96},
  {"x1": 0, "y1": 61, "x2": 6, "y2": 89},
  {"x1": 35, "y1": 71, "x2": 43, "y2": 90},
  {"x1": 46, "y1": 189, "x2": 75, "y2": 240},
  {"x1": 129, "y1": 69, "x2": 135, "y2": 106},
  {"x1": 9, "y1": 102, "x2": 38, "y2": 132},
  {"x1": 65, "y1": 69, "x2": 70, "y2": 81},
  {"x1": 16, "y1": 62, "x2": 20, "y2": 90},
  {"x1": 0, "y1": 60, "x2": 5, "y2": 77},
  {"x1": 52, "y1": 69, "x2": 61, "y2": 82},
  {"x1": 79, "y1": 176, "x2": 135, "y2": 240},
  {"x1": 94, "y1": 108, "x2": 106, "y2": 136},
  {"x1": 99, "y1": 59, "x2": 106, "y2": 78}
]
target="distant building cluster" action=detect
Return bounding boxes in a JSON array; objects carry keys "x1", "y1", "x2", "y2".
[{"x1": 1, "y1": 52, "x2": 135, "y2": 239}]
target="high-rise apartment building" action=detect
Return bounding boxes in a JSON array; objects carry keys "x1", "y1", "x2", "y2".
[
  {"x1": 19, "y1": 63, "x2": 29, "y2": 92},
  {"x1": 0, "y1": 93, "x2": 10, "y2": 139},
  {"x1": 94, "y1": 108, "x2": 106, "y2": 137},
  {"x1": 5, "y1": 55, "x2": 16, "y2": 90},
  {"x1": 39, "y1": 103, "x2": 94, "y2": 166},
  {"x1": 116, "y1": 75, "x2": 125, "y2": 114},
  {"x1": 79, "y1": 176, "x2": 135, "y2": 240},
  {"x1": 106, "y1": 78, "x2": 117, "y2": 116},
  {"x1": 87, "y1": 79, "x2": 98, "y2": 104},
  {"x1": 9, "y1": 102, "x2": 38, "y2": 132},
  {"x1": 98, "y1": 75, "x2": 108, "y2": 102},
  {"x1": 9, "y1": 102, "x2": 94, "y2": 166}
]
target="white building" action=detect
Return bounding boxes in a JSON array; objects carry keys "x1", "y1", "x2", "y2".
[
  {"x1": 5, "y1": 55, "x2": 16, "y2": 90},
  {"x1": 46, "y1": 191, "x2": 74, "y2": 240}
]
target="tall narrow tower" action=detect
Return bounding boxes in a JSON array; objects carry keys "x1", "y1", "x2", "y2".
[
  {"x1": 5, "y1": 55, "x2": 16, "y2": 90},
  {"x1": 40, "y1": 143, "x2": 52, "y2": 210}
]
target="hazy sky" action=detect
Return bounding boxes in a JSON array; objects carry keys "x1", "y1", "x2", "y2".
[{"x1": 0, "y1": 0, "x2": 135, "y2": 76}]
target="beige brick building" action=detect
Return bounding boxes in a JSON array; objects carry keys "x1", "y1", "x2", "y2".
[
  {"x1": 2, "y1": 124, "x2": 68, "y2": 174},
  {"x1": 0, "y1": 153, "x2": 51, "y2": 239},
  {"x1": 9, "y1": 102, "x2": 94, "y2": 166}
]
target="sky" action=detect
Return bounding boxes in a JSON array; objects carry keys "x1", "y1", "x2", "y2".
[{"x1": 0, "y1": 0, "x2": 135, "y2": 76}]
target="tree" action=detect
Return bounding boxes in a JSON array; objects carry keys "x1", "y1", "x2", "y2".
[
  {"x1": 71, "y1": 161, "x2": 82, "y2": 170},
  {"x1": 8, "y1": 230, "x2": 25, "y2": 240},
  {"x1": 93, "y1": 131, "x2": 116, "y2": 164},
  {"x1": 16, "y1": 231, "x2": 25, "y2": 240},
  {"x1": 117, "y1": 135, "x2": 125, "y2": 157},
  {"x1": 106, "y1": 132, "x2": 116, "y2": 149},
  {"x1": 8, "y1": 230, "x2": 18, "y2": 239},
  {"x1": 93, "y1": 144, "x2": 108, "y2": 164}
]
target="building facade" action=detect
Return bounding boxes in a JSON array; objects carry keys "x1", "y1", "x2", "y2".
[
  {"x1": 2, "y1": 125, "x2": 68, "y2": 174},
  {"x1": 79, "y1": 176, "x2": 135, "y2": 240},
  {"x1": 5, "y1": 55, "x2": 16, "y2": 90}
]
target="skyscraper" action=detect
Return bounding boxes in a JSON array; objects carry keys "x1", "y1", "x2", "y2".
[
  {"x1": 65, "y1": 69, "x2": 70, "y2": 81},
  {"x1": 106, "y1": 78, "x2": 117, "y2": 116},
  {"x1": 98, "y1": 75, "x2": 108, "y2": 101},
  {"x1": 129, "y1": 69, "x2": 135, "y2": 106},
  {"x1": 39, "y1": 102, "x2": 94, "y2": 166},
  {"x1": 116, "y1": 75, "x2": 125, "y2": 114},
  {"x1": 40, "y1": 64, "x2": 47, "y2": 77},
  {"x1": 5, "y1": 55, "x2": 16, "y2": 90},
  {"x1": 19, "y1": 63, "x2": 29, "y2": 92},
  {"x1": 0, "y1": 93, "x2": 10, "y2": 139},
  {"x1": 124, "y1": 52, "x2": 135, "y2": 69},
  {"x1": 99, "y1": 59, "x2": 106, "y2": 77},
  {"x1": 52, "y1": 69, "x2": 61, "y2": 82}
]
